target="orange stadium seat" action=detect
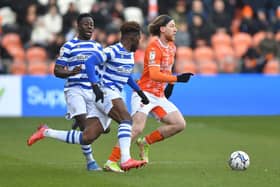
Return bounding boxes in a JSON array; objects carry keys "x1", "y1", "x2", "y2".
[
  {"x1": 219, "y1": 56, "x2": 238, "y2": 73},
  {"x1": 1, "y1": 33, "x2": 22, "y2": 48},
  {"x1": 176, "y1": 47, "x2": 193, "y2": 62},
  {"x1": 197, "y1": 61, "x2": 218, "y2": 75},
  {"x1": 6, "y1": 46, "x2": 25, "y2": 62},
  {"x1": 182, "y1": 61, "x2": 197, "y2": 74},
  {"x1": 28, "y1": 61, "x2": 48, "y2": 75},
  {"x1": 232, "y1": 32, "x2": 252, "y2": 46},
  {"x1": 232, "y1": 32, "x2": 252, "y2": 58},
  {"x1": 211, "y1": 32, "x2": 232, "y2": 48},
  {"x1": 234, "y1": 45, "x2": 250, "y2": 58},
  {"x1": 26, "y1": 47, "x2": 48, "y2": 63},
  {"x1": 175, "y1": 60, "x2": 197, "y2": 74},
  {"x1": 214, "y1": 45, "x2": 235, "y2": 63},
  {"x1": 252, "y1": 31, "x2": 266, "y2": 47},
  {"x1": 193, "y1": 46, "x2": 214, "y2": 63},
  {"x1": 275, "y1": 31, "x2": 280, "y2": 41},
  {"x1": 10, "y1": 61, "x2": 27, "y2": 75},
  {"x1": 263, "y1": 60, "x2": 280, "y2": 74}
]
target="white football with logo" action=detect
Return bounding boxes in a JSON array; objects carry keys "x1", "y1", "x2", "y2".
[{"x1": 228, "y1": 151, "x2": 250, "y2": 170}]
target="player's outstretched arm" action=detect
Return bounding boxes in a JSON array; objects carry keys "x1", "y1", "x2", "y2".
[
  {"x1": 176, "y1": 73, "x2": 194, "y2": 82},
  {"x1": 127, "y1": 76, "x2": 149, "y2": 105},
  {"x1": 85, "y1": 53, "x2": 104, "y2": 103}
]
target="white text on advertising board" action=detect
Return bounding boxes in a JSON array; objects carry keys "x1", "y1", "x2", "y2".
[{"x1": 27, "y1": 86, "x2": 65, "y2": 108}]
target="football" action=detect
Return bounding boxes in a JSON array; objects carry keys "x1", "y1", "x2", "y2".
[{"x1": 228, "y1": 151, "x2": 250, "y2": 170}]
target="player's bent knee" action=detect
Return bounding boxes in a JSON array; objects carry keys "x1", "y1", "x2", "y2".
[
  {"x1": 176, "y1": 120, "x2": 186, "y2": 132},
  {"x1": 82, "y1": 132, "x2": 100, "y2": 145},
  {"x1": 82, "y1": 136, "x2": 96, "y2": 145}
]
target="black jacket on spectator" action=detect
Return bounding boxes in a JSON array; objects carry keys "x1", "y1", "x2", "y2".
[
  {"x1": 239, "y1": 18, "x2": 259, "y2": 35},
  {"x1": 210, "y1": 10, "x2": 232, "y2": 33}
]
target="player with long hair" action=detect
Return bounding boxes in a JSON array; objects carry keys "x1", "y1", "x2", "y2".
[{"x1": 104, "y1": 15, "x2": 193, "y2": 171}]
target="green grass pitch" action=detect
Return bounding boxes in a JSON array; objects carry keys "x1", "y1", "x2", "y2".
[{"x1": 0, "y1": 116, "x2": 279, "y2": 187}]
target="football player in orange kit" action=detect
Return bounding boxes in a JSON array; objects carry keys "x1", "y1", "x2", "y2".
[{"x1": 103, "y1": 15, "x2": 193, "y2": 172}]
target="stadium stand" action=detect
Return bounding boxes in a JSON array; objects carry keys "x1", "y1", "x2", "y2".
[
  {"x1": 211, "y1": 32, "x2": 232, "y2": 48},
  {"x1": 252, "y1": 31, "x2": 266, "y2": 47},
  {"x1": 10, "y1": 61, "x2": 27, "y2": 75},
  {"x1": 263, "y1": 59, "x2": 280, "y2": 74},
  {"x1": 26, "y1": 47, "x2": 48, "y2": 64},
  {"x1": 197, "y1": 60, "x2": 218, "y2": 75},
  {"x1": 0, "y1": 0, "x2": 279, "y2": 75},
  {"x1": 232, "y1": 32, "x2": 253, "y2": 58},
  {"x1": 176, "y1": 46, "x2": 193, "y2": 62},
  {"x1": 193, "y1": 46, "x2": 214, "y2": 63}
]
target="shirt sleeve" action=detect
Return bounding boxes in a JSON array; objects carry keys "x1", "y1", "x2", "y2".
[
  {"x1": 85, "y1": 50, "x2": 106, "y2": 83},
  {"x1": 55, "y1": 43, "x2": 71, "y2": 66}
]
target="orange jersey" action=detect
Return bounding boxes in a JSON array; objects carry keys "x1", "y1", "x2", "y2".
[{"x1": 137, "y1": 38, "x2": 177, "y2": 97}]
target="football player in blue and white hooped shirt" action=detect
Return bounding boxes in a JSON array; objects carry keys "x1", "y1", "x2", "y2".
[
  {"x1": 27, "y1": 20, "x2": 149, "y2": 172},
  {"x1": 51, "y1": 13, "x2": 105, "y2": 171},
  {"x1": 84, "y1": 21, "x2": 150, "y2": 171}
]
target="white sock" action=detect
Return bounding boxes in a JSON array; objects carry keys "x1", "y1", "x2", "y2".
[
  {"x1": 118, "y1": 120, "x2": 132, "y2": 163},
  {"x1": 44, "y1": 129, "x2": 82, "y2": 144},
  {"x1": 81, "y1": 145, "x2": 95, "y2": 164}
]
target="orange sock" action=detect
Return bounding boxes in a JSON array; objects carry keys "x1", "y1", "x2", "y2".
[
  {"x1": 108, "y1": 146, "x2": 121, "y2": 162},
  {"x1": 145, "y1": 130, "x2": 164, "y2": 145}
]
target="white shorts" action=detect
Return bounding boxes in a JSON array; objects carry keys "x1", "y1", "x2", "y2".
[
  {"x1": 95, "y1": 86, "x2": 123, "y2": 114},
  {"x1": 64, "y1": 87, "x2": 111, "y2": 130},
  {"x1": 131, "y1": 91, "x2": 179, "y2": 120}
]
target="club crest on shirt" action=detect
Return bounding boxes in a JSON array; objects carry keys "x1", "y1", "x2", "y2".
[
  {"x1": 149, "y1": 50, "x2": 155, "y2": 61},
  {"x1": 149, "y1": 50, "x2": 156, "y2": 64}
]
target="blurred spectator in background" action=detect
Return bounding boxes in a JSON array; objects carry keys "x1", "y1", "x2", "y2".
[
  {"x1": 175, "y1": 22, "x2": 190, "y2": 47},
  {"x1": 31, "y1": 16, "x2": 52, "y2": 47},
  {"x1": 187, "y1": 0, "x2": 207, "y2": 25},
  {"x1": 122, "y1": 0, "x2": 148, "y2": 21},
  {"x1": 0, "y1": 7, "x2": 16, "y2": 30},
  {"x1": 242, "y1": 0, "x2": 269, "y2": 15},
  {"x1": 56, "y1": 0, "x2": 75, "y2": 15},
  {"x1": 273, "y1": 7, "x2": 280, "y2": 33},
  {"x1": 240, "y1": 47, "x2": 261, "y2": 73},
  {"x1": 168, "y1": 0, "x2": 187, "y2": 24},
  {"x1": 106, "y1": 0, "x2": 125, "y2": 36},
  {"x1": 123, "y1": 6, "x2": 144, "y2": 26},
  {"x1": 62, "y1": 2, "x2": 79, "y2": 35},
  {"x1": 239, "y1": 5, "x2": 258, "y2": 35},
  {"x1": 219, "y1": 56, "x2": 239, "y2": 74},
  {"x1": 65, "y1": 19, "x2": 77, "y2": 41},
  {"x1": 110, "y1": 0, "x2": 125, "y2": 23},
  {"x1": 190, "y1": 13, "x2": 214, "y2": 48},
  {"x1": 90, "y1": 1, "x2": 111, "y2": 30},
  {"x1": 43, "y1": 5, "x2": 62, "y2": 41},
  {"x1": 0, "y1": 44, "x2": 12, "y2": 74},
  {"x1": 18, "y1": 3, "x2": 38, "y2": 47},
  {"x1": 258, "y1": 29, "x2": 278, "y2": 59},
  {"x1": 47, "y1": 33, "x2": 65, "y2": 60},
  {"x1": 255, "y1": 9, "x2": 270, "y2": 33},
  {"x1": 210, "y1": 0, "x2": 232, "y2": 34},
  {"x1": 75, "y1": 0, "x2": 96, "y2": 14}
]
